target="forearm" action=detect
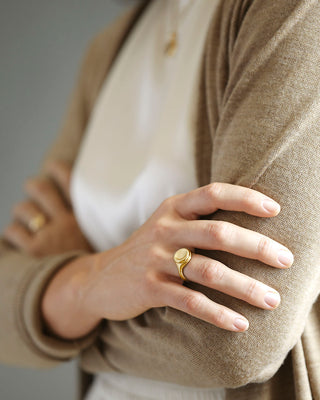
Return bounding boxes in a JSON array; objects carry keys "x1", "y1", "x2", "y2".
[
  {"x1": 0, "y1": 13, "x2": 125, "y2": 367},
  {"x1": 0, "y1": 239, "x2": 98, "y2": 367}
]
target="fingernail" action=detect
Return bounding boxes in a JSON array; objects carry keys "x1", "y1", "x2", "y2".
[
  {"x1": 278, "y1": 249, "x2": 294, "y2": 267},
  {"x1": 264, "y1": 291, "x2": 281, "y2": 308},
  {"x1": 262, "y1": 200, "x2": 281, "y2": 214},
  {"x1": 233, "y1": 318, "x2": 249, "y2": 331}
]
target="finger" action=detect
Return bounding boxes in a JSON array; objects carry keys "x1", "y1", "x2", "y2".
[
  {"x1": 44, "y1": 159, "x2": 72, "y2": 204},
  {"x1": 162, "y1": 282, "x2": 249, "y2": 332},
  {"x1": 12, "y1": 200, "x2": 47, "y2": 227},
  {"x1": 3, "y1": 222, "x2": 33, "y2": 251},
  {"x1": 175, "y1": 182, "x2": 281, "y2": 220},
  {"x1": 24, "y1": 177, "x2": 67, "y2": 217},
  {"x1": 175, "y1": 220, "x2": 294, "y2": 269},
  {"x1": 182, "y1": 254, "x2": 281, "y2": 310}
]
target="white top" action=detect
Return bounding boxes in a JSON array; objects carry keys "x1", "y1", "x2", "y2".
[{"x1": 71, "y1": 0, "x2": 224, "y2": 398}]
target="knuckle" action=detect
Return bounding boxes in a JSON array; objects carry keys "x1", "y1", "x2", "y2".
[
  {"x1": 244, "y1": 279, "x2": 258, "y2": 302},
  {"x1": 151, "y1": 218, "x2": 172, "y2": 240},
  {"x1": 214, "y1": 307, "x2": 227, "y2": 327},
  {"x1": 159, "y1": 197, "x2": 174, "y2": 212},
  {"x1": 182, "y1": 293, "x2": 203, "y2": 312},
  {"x1": 206, "y1": 261, "x2": 225, "y2": 283},
  {"x1": 200, "y1": 261, "x2": 215, "y2": 282},
  {"x1": 207, "y1": 221, "x2": 229, "y2": 243},
  {"x1": 147, "y1": 245, "x2": 164, "y2": 266},
  {"x1": 46, "y1": 159, "x2": 59, "y2": 170},
  {"x1": 12, "y1": 200, "x2": 32, "y2": 216},
  {"x1": 242, "y1": 190, "x2": 256, "y2": 208},
  {"x1": 25, "y1": 177, "x2": 48, "y2": 193},
  {"x1": 34, "y1": 179, "x2": 47, "y2": 192},
  {"x1": 257, "y1": 236, "x2": 272, "y2": 258},
  {"x1": 200, "y1": 260, "x2": 224, "y2": 283},
  {"x1": 205, "y1": 182, "x2": 223, "y2": 201}
]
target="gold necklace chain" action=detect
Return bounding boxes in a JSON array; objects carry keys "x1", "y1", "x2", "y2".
[{"x1": 164, "y1": 0, "x2": 195, "y2": 57}]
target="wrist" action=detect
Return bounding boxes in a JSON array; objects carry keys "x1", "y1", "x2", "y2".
[{"x1": 41, "y1": 253, "x2": 102, "y2": 340}]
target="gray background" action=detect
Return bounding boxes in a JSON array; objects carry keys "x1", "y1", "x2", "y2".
[{"x1": 0, "y1": 1, "x2": 137, "y2": 399}]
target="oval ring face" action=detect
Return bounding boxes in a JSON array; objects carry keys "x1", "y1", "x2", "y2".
[{"x1": 174, "y1": 248, "x2": 190, "y2": 263}]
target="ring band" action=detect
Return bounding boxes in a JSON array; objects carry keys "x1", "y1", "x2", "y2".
[
  {"x1": 28, "y1": 213, "x2": 47, "y2": 233},
  {"x1": 173, "y1": 248, "x2": 192, "y2": 281}
]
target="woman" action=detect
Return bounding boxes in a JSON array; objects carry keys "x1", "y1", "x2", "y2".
[{"x1": 1, "y1": 0, "x2": 320, "y2": 399}]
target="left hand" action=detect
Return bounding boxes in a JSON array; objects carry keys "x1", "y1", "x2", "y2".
[{"x1": 3, "y1": 160, "x2": 93, "y2": 257}]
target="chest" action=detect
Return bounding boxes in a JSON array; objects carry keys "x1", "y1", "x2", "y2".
[{"x1": 70, "y1": 0, "x2": 221, "y2": 251}]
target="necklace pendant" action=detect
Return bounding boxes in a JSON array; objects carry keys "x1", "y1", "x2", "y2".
[{"x1": 165, "y1": 31, "x2": 177, "y2": 56}]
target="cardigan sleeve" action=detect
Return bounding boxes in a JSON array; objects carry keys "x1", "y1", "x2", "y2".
[
  {"x1": 0, "y1": 1, "x2": 148, "y2": 369},
  {"x1": 0, "y1": 33, "x2": 100, "y2": 368},
  {"x1": 79, "y1": 0, "x2": 320, "y2": 388},
  {"x1": 0, "y1": 0, "x2": 149, "y2": 370}
]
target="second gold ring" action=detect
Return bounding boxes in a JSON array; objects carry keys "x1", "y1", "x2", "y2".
[{"x1": 28, "y1": 213, "x2": 47, "y2": 234}]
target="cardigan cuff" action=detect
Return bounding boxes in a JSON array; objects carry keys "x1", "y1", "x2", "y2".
[{"x1": 17, "y1": 250, "x2": 102, "y2": 363}]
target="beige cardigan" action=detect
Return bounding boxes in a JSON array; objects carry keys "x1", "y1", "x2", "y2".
[{"x1": 1, "y1": 1, "x2": 320, "y2": 399}]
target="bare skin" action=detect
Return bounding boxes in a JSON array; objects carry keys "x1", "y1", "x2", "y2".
[
  {"x1": 3, "y1": 160, "x2": 294, "y2": 339},
  {"x1": 4, "y1": 160, "x2": 93, "y2": 256}
]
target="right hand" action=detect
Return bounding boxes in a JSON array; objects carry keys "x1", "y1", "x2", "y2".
[{"x1": 42, "y1": 182, "x2": 294, "y2": 337}]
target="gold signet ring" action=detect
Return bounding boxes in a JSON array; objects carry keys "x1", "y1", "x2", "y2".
[
  {"x1": 28, "y1": 213, "x2": 47, "y2": 234},
  {"x1": 173, "y1": 248, "x2": 192, "y2": 281}
]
